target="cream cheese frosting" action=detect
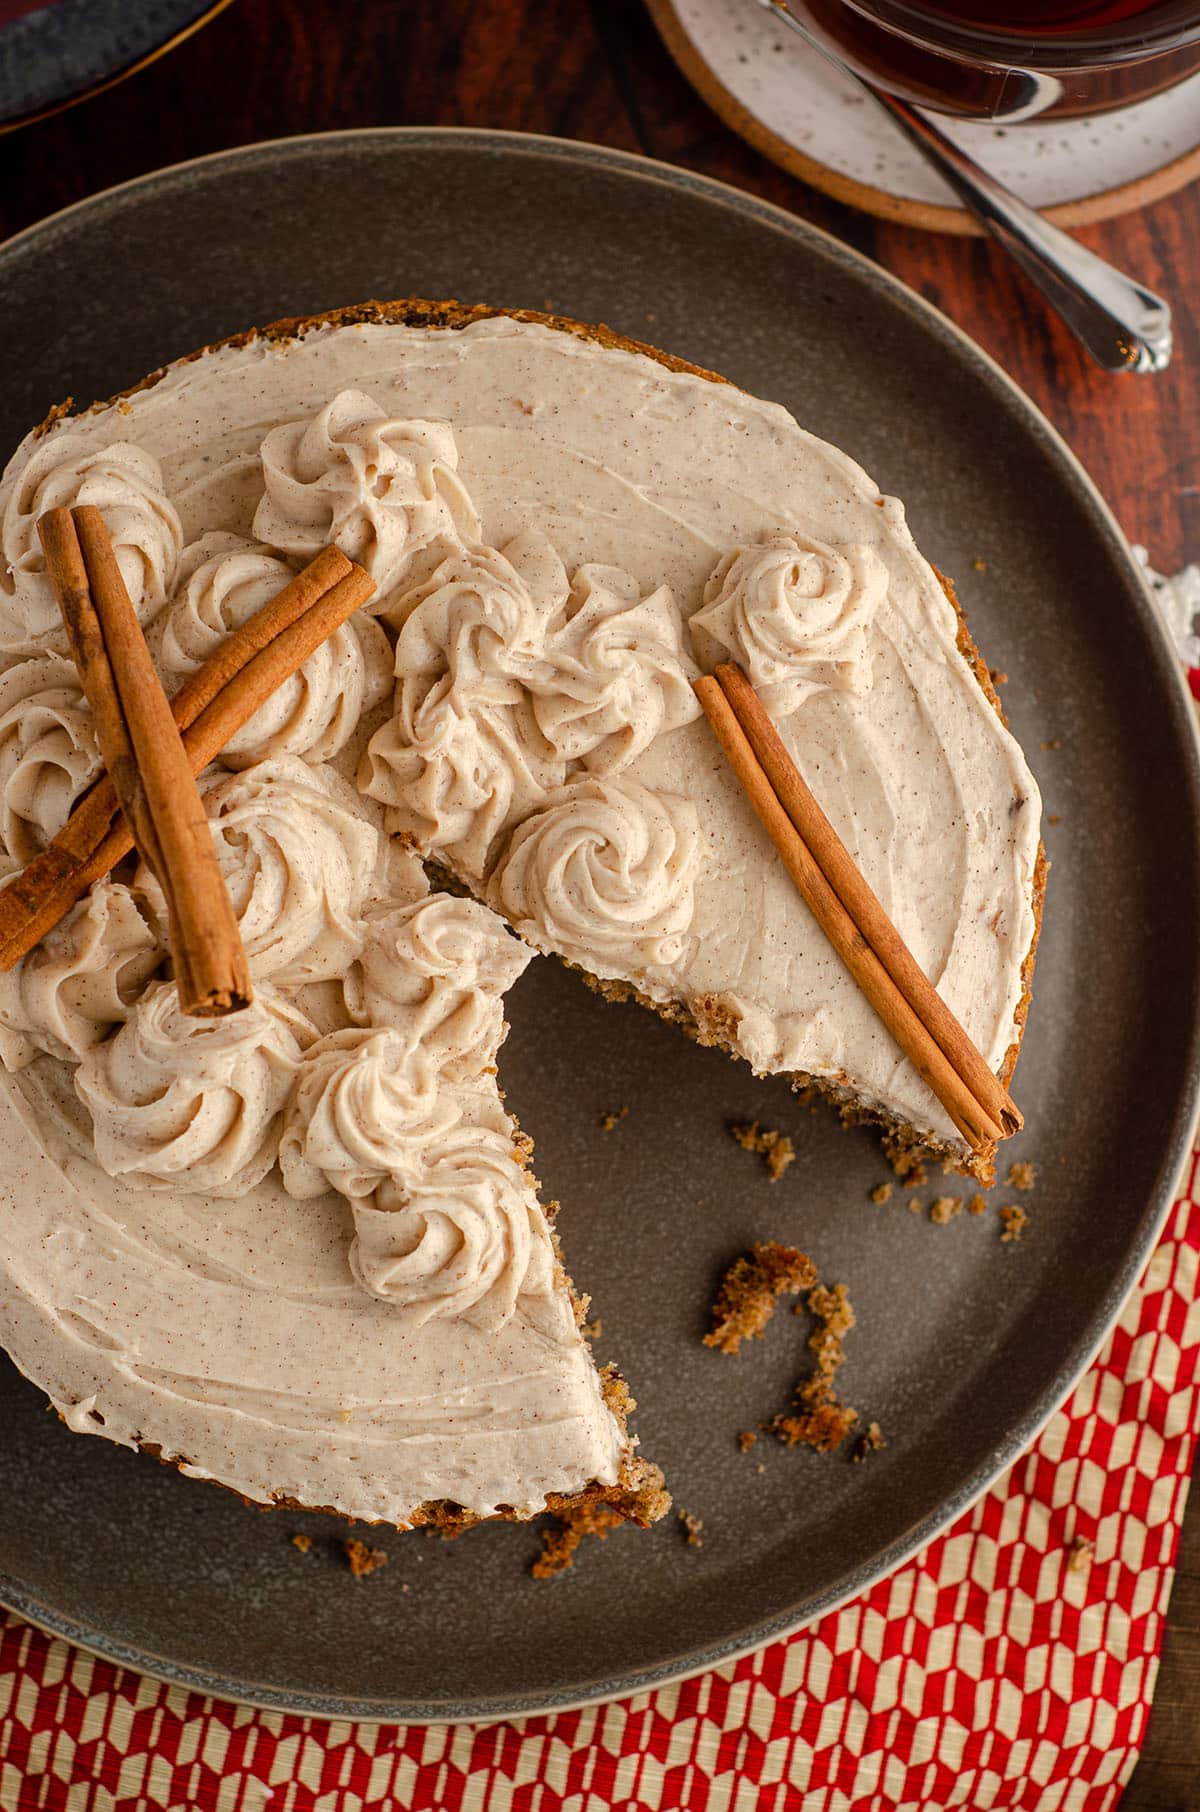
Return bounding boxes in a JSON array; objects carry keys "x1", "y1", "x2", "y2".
[
  {"x1": 0, "y1": 440, "x2": 181, "y2": 647},
  {"x1": 152, "y1": 531, "x2": 392, "y2": 768},
  {"x1": 0, "y1": 307, "x2": 1041, "y2": 1526},
  {"x1": 136, "y1": 756, "x2": 386, "y2": 987}
]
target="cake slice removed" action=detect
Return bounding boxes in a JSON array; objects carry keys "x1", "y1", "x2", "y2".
[
  {"x1": 0, "y1": 861, "x2": 666, "y2": 1532},
  {"x1": 338, "y1": 302, "x2": 1045, "y2": 1181},
  {"x1": 0, "y1": 294, "x2": 1045, "y2": 1540}
]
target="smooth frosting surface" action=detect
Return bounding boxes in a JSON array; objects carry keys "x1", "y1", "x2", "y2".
[{"x1": 0, "y1": 311, "x2": 1041, "y2": 1523}]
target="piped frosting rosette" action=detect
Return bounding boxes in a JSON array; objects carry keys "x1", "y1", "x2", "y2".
[
  {"x1": 344, "y1": 895, "x2": 532, "y2": 1082},
  {"x1": 689, "y1": 530, "x2": 886, "y2": 713},
  {"x1": 360, "y1": 537, "x2": 569, "y2": 877},
  {"x1": 153, "y1": 532, "x2": 391, "y2": 768},
  {"x1": 278, "y1": 1026, "x2": 461, "y2": 1201},
  {"x1": 360, "y1": 530, "x2": 702, "y2": 878},
  {"x1": 136, "y1": 756, "x2": 382, "y2": 987},
  {"x1": 0, "y1": 437, "x2": 181, "y2": 646},
  {"x1": 252, "y1": 389, "x2": 480, "y2": 611},
  {"x1": 0, "y1": 654, "x2": 102, "y2": 863},
  {"x1": 75, "y1": 980, "x2": 312, "y2": 1196},
  {"x1": 349, "y1": 1125, "x2": 557, "y2": 1331},
  {"x1": 487, "y1": 775, "x2": 702, "y2": 975},
  {"x1": 0, "y1": 875, "x2": 161, "y2": 1071},
  {"x1": 528, "y1": 564, "x2": 700, "y2": 772}
]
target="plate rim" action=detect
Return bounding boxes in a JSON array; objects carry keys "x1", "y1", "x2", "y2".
[
  {"x1": 4, "y1": 1117, "x2": 1198, "y2": 1728},
  {"x1": 1, "y1": 123, "x2": 1198, "y2": 1724},
  {"x1": 646, "y1": 0, "x2": 1200, "y2": 238}
]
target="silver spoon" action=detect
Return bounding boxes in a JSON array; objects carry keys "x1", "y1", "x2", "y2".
[{"x1": 759, "y1": 0, "x2": 1174, "y2": 373}]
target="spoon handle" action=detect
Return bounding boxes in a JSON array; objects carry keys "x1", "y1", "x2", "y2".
[
  {"x1": 872, "y1": 90, "x2": 1173, "y2": 373},
  {"x1": 761, "y1": 0, "x2": 1173, "y2": 373}
]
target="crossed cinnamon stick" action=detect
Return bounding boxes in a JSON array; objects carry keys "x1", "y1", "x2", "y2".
[
  {"x1": 14, "y1": 509, "x2": 1021, "y2": 1134},
  {"x1": 15, "y1": 511, "x2": 374, "y2": 1012}
]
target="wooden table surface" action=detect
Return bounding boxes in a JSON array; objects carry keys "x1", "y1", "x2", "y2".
[{"x1": 0, "y1": 0, "x2": 1197, "y2": 1800}]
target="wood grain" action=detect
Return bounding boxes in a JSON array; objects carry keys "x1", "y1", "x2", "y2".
[{"x1": 0, "y1": 0, "x2": 1196, "y2": 1794}]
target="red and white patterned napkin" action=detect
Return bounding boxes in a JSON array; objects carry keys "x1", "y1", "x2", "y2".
[
  {"x1": 1, "y1": 1159, "x2": 1195, "y2": 1812},
  {"x1": 1, "y1": 659, "x2": 1198, "y2": 1812}
]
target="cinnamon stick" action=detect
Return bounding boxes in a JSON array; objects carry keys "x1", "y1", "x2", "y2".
[
  {"x1": 40, "y1": 506, "x2": 251, "y2": 1016},
  {"x1": 693, "y1": 671, "x2": 1008, "y2": 1154},
  {"x1": 0, "y1": 549, "x2": 375, "y2": 970},
  {"x1": 715, "y1": 661, "x2": 1022, "y2": 1138}
]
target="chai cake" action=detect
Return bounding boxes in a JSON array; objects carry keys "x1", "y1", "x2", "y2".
[{"x1": 0, "y1": 299, "x2": 1043, "y2": 1528}]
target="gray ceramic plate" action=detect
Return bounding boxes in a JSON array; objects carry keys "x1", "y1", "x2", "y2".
[{"x1": 0, "y1": 129, "x2": 1198, "y2": 1725}]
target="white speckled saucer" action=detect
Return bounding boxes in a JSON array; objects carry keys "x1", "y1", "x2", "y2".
[{"x1": 649, "y1": 0, "x2": 1200, "y2": 234}]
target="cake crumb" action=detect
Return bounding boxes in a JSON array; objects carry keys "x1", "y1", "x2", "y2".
[
  {"x1": 973, "y1": 558, "x2": 988, "y2": 573},
  {"x1": 1040, "y1": 738, "x2": 1061, "y2": 751},
  {"x1": 755, "y1": 1462, "x2": 766, "y2": 1474},
  {"x1": 583, "y1": 1317, "x2": 603, "y2": 1340},
  {"x1": 290, "y1": 1532, "x2": 312, "y2": 1554},
  {"x1": 853, "y1": 1423, "x2": 886, "y2": 1463},
  {"x1": 1048, "y1": 814, "x2": 1062, "y2": 826},
  {"x1": 774, "y1": 1400, "x2": 858, "y2": 1454},
  {"x1": 343, "y1": 1539, "x2": 388, "y2": 1578},
  {"x1": 600, "y1": 1106, "x2": 628, "y2": 1132},
  {"x1": 679, "y1": 1509, "x2": 704, "y2": 1549},
  {"x1": 1068, "y1": 1536, "x2": 1095, "y2": 1574},
  {"x1": 337, "y1": 1408, "x2": 353, "y2": 1423},
  {"x1": 967, "y1": 1194, "x2": 988, "y2": 1216},
  {"x1": 1007, "y1": 1162, "x2": 1037, "y2": 1191},
  {"x1": 908, "y1": 1197, "x2": 924, "y2": 1215},
  {"x1": 1000, "y1": 1204, "x2": 1029, "y2": 1244},
  {"x1": 887, "y1": 1146, "x2": 928, "y2": 1187},
  {"x1": 532, "y1": 1502, "x2": 623, "y2": 1579},
  {"x1": 730, "y1": 1120, "x2": 796, "y2": 1182},
  {"x1": 705, "y1": 1242, "x2": 817, "y2": 1354},
  {"x1": 738, "y1": 1430, "x2": 757, "y2": 1453},
  {"x1": 930, "y1": 1196, "x2": 962, "y2": 1225},
  {"x1": 869, "y1": 1182, "x2": 893, "y2": 1205},
  {"x1": 772, "y1": 1281, "x2": 860, "y2": 1455}
]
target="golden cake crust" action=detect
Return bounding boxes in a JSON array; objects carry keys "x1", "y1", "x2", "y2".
[{"x1": 31, "y1": 297, "x2": 1046, "y2": 1529}]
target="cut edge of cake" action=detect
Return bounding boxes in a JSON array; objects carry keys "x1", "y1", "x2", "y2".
[
  {"x1": 18, "y1": 297, "x2": 1047, "y2": 1540},
  {"x1": 36, "y1": 296, "x2": 1046, "y2": 1183}
]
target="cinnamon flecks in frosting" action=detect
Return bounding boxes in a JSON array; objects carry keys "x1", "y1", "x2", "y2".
[
  {"x1": 358, "y1": 530, "x2": 702, "y2": 880},
  {"x1": 528, "y1": 565, "x2": 700, "y2": 772},
  {"x1": 0, "y1": 877, "x2": 160, "y2": 1070},
  {"x1": 487, "y1": 776, "x2": 701, "y2": 976},
  {"x1": 344, "y1": 895, "x2": 532, "y2": 1082},
  {"x1": 0, "y1": 653, "x2": 102, "y2": 862},
  {"x1": 252, "y1": 390, "x2": 480, "y2": 608},
  {"x1": 689, "y1": 532, "x2": 885, "y2": 715},
  {"x1": 0, "y1": 308, "x2": 1043, "y2": 1530},
  {"x1": 137, "y1": 756, "x2": 383, "y2": 986},
  {"x1": 75, "y1": 979, "x2": 312, "y2": 1195},
  {"x1": 279, "y1": 1026, "x2": 461, "y2": 1201},
  {"x1": 353, "y1": 1125, "x2": 557, "y2": 1330},
  {"x1": 359, "y1": 537, "x2": 570, "y2": 877},
  {"x1": 154, "y1": 532, "x2": 392, "y2": 768},
  {"x1": 0, "y1": 439, "x2": 181, "y2": 644}
]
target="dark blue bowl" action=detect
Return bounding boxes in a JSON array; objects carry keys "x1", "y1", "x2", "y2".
[{"x1": 0, "y1": 0, "x2": 231, "y2": 131}]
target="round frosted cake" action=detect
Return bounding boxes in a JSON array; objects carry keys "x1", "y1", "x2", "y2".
[{"x1": 0, "y1": 300, "x2": 1044, "y2": 1531}]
